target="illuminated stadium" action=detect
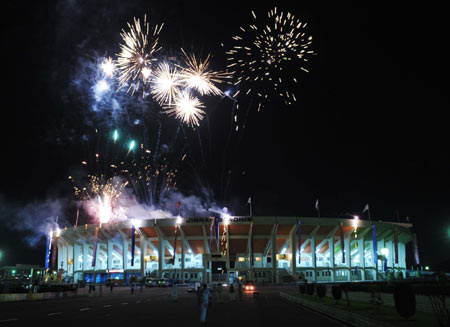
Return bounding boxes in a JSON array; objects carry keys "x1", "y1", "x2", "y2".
[{"x1": 54, "y1": 216, "x2": 413, "y2": 284}]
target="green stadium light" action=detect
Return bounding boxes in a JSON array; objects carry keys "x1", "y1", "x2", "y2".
[{"x1": 11, "y1": 270, "x2": 16, "y2": 275}]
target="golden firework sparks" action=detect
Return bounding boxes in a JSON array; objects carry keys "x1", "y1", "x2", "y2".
[
  {"x1": 226, "y1": 7, "x2": 314, "y2": 104},
  {"x1": 151, "y1": 62, "x2": 181, "y2": 105},
  {"x1": 164, "y1": 90, "x2": 205, "y2": 127},
  {"x1": 116, "y1": 15, "x2": 164, "y2": 96},
  {"x1": 178, "y1": 49, "x2": 229, "y2": 96}
]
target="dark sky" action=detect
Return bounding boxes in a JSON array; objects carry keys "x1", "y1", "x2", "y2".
[{"x1": 1, "y1": 1, "x2": 449, "y2": 269}]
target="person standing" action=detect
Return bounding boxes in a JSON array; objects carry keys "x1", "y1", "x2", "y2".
[
  {"x1": 200, "y1": 284, "x2": 211, "y2": 327},
  {"x1": 216, "y1": 283, "x2": 223, "y2": 303},
  {"x1": 172, "y1": 283, "x2": 178, "y2": 302},
  {"x1": 238, "y1": 282, "x2": 243, "y2": 301},
  {"x1": 229, "y1": 283, "x2": 235, "y2": 302}
]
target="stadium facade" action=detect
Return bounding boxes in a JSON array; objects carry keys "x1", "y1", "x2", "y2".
[{"x1": 56, "y1": 216, "x2": 413, "y2": 284}]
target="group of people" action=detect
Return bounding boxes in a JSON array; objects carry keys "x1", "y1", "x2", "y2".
[{"x1": 196, "y1": 282, "x2": 245, "y2": 326}]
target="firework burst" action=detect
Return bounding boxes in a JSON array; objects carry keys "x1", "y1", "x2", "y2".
[
  {"x1": 116, "y1": 15, "x2": 164, "y2": 96},
  {"x1": 151, "y1": 62, "x2": 181, "y2": 105},
  {"x1": 164, "y1": 90, "x2": 205, "y2": 127},
  {"x1": 101, "y1": 57, "x2": 115, "y2": 78},
  {"x1": 226, "y1": 7, "x2": 314, "y2": 106},
  {"x1": 178, "y1": 49, "x2": 229, "y2": 96}
]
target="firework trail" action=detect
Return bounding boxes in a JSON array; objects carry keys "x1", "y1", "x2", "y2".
[
  {"x1": 116, "y1": 15, "x2": 164, "y2": 97},
  {"x1": 226, "y1": 7, "x2": 314, "y2": 109}
]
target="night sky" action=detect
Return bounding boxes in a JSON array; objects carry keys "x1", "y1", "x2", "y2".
[{"x1": 1, "y1": 1, "x2": 449, "y2": 270}]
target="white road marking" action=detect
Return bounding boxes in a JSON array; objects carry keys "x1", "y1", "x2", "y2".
[
  {"x1": 48, "y1": 312, "x2": 62, "y2": 316},
  {"x1": 103, "y1": 304, "x2": 112, "y2": 308},
  {"x1": 80, "y1": 308, "x2": 91, "y2": 311},
  {"x1": 0, "y1": 318, "x2": 19, "y2": 323},
  {"x1": 136, "y1": 300, "x2": 141, "y2": 303},
  {"x1": 122, "y1": 302, "x2": 128, "y2": 305}
]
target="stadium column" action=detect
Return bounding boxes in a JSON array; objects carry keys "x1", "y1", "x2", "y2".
[
  {"x1": 271, "y1": 226, "x2": 277, "y2": 283},
  {"x1": 328, "y1": 236, "x2": 335, "y2": 282},
  {"x1": 107, "y1": 239, "x2": 114, "y2": 271},
  {"x1": 67, "y1": 243, "x2": 74, "y2": 276},
  {"x1": 226, "y1": 225, "x2": 230, "y2": 284},
  {"x1": 140, "y1": 234, "x2": 147, "y2": 277},
  {"x1": 83, "y1": 242, "x2": 90, "y2": 271},
  {"x1": 202, "y1": 251, "x2": 207, "y2": 284},
  {"x1": 181, "y1": 234, "x2": 185, "y2": 282},
  {"x1": 311, "y1": 235, "x2": 316, "y2": 282},
  {"x1": 344, "y1": 235, "x2": 351, "y2": 281},
  {"x1": 290, "y1": 226, "x2": 297, "y2": 276},
  {"x1": 123, "y1": 239, "x2": 128, "y2": 272},
  {"x1": 158, "y1": 233, "x2": 163, "y2": 278},
  {"x1": 74, "y1": 243, "x2": 80, "y2": 274},
  {"x1": 359, "y1": 236, "x2": 365, "y2": 281}
]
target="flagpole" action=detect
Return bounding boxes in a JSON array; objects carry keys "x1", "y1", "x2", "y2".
[{"x1": 368, "y1": 208, "x2": 372, "y2": 224}]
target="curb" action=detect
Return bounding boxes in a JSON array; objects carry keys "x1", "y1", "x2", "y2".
[
  {"x1": 0, "y1": 291, "x2": 87, "y2": 303},
  {"x1": 280, "y1": 292, "x2": 396, "y2": 327}
]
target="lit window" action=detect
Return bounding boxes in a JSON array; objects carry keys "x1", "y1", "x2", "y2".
[
  {"x1": 238, "y1": 257, "x2": 246, "y2": 262},
  {"x1": 255, "y1": 257, "x2": 262, "y2": 262}
]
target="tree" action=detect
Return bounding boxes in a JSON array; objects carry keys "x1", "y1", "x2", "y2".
[
  {"x1": 316, "y1": 284, "x2": 326, "y2": 298},
  {"x1": 331, "y1": 285, "x2": 342, "y2": 304},
  {"x1": 393, "y1": 283, "x2": 416, "y2": 320}
]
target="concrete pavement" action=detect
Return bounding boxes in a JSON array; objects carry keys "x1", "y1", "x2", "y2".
[{"x1": 0, "y1": 285, "x2": 349, "y2": 326}]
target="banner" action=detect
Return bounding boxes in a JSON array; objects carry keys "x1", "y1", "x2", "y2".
[
  {"x1": 250, "y1": 223, "x2": 254, "y2": 266},
  {"x1": 209, "y1": 217, "x2": 214, "y2": 250},
  {"x1": 394, "y1": 228, "x2": 399, "y2": 264},
  {"x1": 412, "y1": 233, "x2": 420, "y2": 265},
  {"x1": 172, "y1": 225, "x2": 178, "y2": 265},
  {"x1": 92, "y1": 227, "x2": 99, "y2": 267},
  {"x1": 44, "y1": 234, "x2": 51, "y2": 269},
  {"x1": 214, "y1": 217, "x2": 219, "y2": 250},
  {"x1": 298, "y1": 221, "x2": 301, "y2": 264},
  {"x1": 372, "y1": 225, "x2": 378, "y2": 266},
  {"x1": 131, "y1": 225, "x2": 136, "y2": 266},
  {"x1": 339, "y1": 223, "x2": 345, "y2": 264},
  {"x1": 51, "y1": 234, "x2": 58, "y2": 269}
]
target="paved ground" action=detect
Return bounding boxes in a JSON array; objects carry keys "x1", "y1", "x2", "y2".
[{"x1": 0, "y1": 285, "x2": 349, "y2": 326}]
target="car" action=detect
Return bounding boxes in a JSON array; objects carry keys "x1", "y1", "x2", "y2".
[
  {"x1": 157, "y1": 278, "x2": 170, "y2": 287},
  {"x1": 144, "y1": 278, "x2": 157, "y2": 287},
  {"x1": 243, "y1": 281, "x2": 256, "y2": 292}
]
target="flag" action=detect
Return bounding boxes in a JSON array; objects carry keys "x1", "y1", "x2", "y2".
[
  {"x1": 75, "y1": 208, "x2": 79, "y2": 229},
  {"x1": 339, "y1": 223, "x2": 345, "y2": 264},
  {"x1": 298, "y1": 221, "x2": 302, "y2": 264},
  {"x1": 363, "y1": 203, "x2": 369, "y2": 213},
  {"x1": 172, "y1": 225, "x2": 178, "y2": 265},
  {"x1": 394, "y1": 228, "x2": 399, "y2": 264},
  {"x1": 131, "y1": 225, "x2": 136, "y2": 266},
  {"x1": 372, "y1": 225, "x2": 378, "y2": 265},
  {"x1": 209, "y1": 217, "x2": 214, "y2": 250},
  {"x1": 92, "y1": 227, "x2": 99, "y2": 267},
  {"x1": 315, "y1": 199, "x2": 319, "y2": 210},
  {"x1": 247, "y1": 197, "x2": 251, "y2": 205},
  {"x1": 394, "y1": 208, "x2": 400, "y2": 223},
  {"x1": 44, "y1": 234, "x2": 51, "y2": 269},
  {"x1": 250, "y1": 223, "x2": 254, "y2": 266},
  {"x1": 412, "y1": 233, "x2": 420, "y2": 265},
  {"x1": 214, "y1": 217, "x2": 219, "y2": 250},
  {"x1": 51, "y1": 233, "x2": 58, "y2": 269}
]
